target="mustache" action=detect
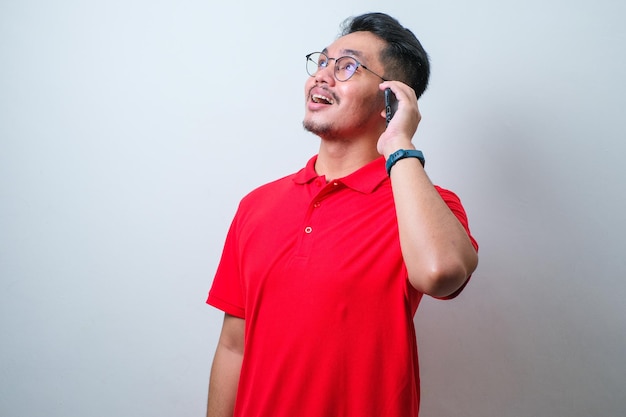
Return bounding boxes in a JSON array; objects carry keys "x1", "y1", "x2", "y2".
[{"x1": 308, "y1": 85, "x2": 339, "y2": 104}]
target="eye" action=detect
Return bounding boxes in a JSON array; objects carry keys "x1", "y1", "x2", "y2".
[
  {"x1": 337, "y1": 57, "x2": 358, "y2": 75},
  {"x1": 318, "y1": 56, "x2": 329, "y2": 68},
  {"x1": 343, "y1": 60, "x2": 357, "y2": 73}
]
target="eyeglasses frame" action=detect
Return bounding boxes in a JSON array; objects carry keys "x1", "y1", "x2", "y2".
[{"x1": 305, "y1": 51, "x2": 388, "y2": 82}]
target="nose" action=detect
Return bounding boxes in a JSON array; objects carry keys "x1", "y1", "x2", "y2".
[{"x1": 314, "y1": 61, "x2": 336, "y2": 84}]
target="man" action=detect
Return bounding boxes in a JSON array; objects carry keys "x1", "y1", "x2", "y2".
[{"x1": 206, "y1": 12, "x2": 478, "y2": 417}]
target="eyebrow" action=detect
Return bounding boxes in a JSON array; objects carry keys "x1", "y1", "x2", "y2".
[{"x1": 321, "y1": 47, "x2": 366, "y2": 60}]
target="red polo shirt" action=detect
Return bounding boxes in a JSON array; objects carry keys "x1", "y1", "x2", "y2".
[{"x1": 207, "y1": 155, "x2": 477, "y2": 417}]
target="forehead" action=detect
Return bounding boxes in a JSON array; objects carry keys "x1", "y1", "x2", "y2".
[{"x1": 323, "y1": 31, "x2": 386, "y2": 63}]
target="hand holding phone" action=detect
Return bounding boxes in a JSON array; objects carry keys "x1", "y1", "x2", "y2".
[{"x1": 385, "y1": 88, "x2": 398, "y2": 127}]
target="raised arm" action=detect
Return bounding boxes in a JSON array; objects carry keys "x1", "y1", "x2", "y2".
[
  {"x1": 207, "y1": 314, "x2": 245, "y2": 417},
  {"x1": 378, "y1": 82, "x2": 478, "y2": 298}
]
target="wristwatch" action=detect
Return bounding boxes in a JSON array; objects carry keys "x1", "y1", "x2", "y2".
[{"x1": 385, "y1": 149, "x2": 425, "y2": 175}]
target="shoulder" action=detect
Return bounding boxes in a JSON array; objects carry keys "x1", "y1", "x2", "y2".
[
  {"x1": 239, "y1": 156, "x2": 317, "y2": 206},
  {"x1": 240, "y1": 172, "x2": 297, "y2": 206},
  {"x1": 233, "y1": 172, "x2": 304, "y2": 223}
]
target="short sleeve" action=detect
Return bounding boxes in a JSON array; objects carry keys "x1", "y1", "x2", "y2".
[
  {"x1": 434, "y1": 186, "x2": 478, "y2": 299},
  {"x1": 206, "y1": 213, "x2": 246, "y2": 319}
]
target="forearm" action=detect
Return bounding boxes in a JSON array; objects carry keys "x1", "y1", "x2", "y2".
[
  {"x1": 389, "y1": 155, "x2": 478, "y2": 297},
  {"x1": 207, "y1": 314, "x2": 245, "y2": 417},
  {"x1": 207, "y1": 343, "x2": 243, "y2": 417}
]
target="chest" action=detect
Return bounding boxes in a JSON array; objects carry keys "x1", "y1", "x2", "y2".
[{"x1": 236, "y1": 181, "x2": 406, "y2": 307}]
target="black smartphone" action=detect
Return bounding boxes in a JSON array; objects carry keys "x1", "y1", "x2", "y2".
[{"x1": 385, "y1": 88, "x2": 398, "y2": 126}]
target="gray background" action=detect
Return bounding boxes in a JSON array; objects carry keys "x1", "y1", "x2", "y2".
[{"x1": 1, "y1": 0, "x2": 625, "y2": 416}]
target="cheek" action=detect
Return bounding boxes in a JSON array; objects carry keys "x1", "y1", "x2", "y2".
[{"x1": 348, "y1": 90, "x2": 385, "y2": 116}]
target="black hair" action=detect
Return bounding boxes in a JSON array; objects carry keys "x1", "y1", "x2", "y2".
[{"x1": 340, "y1": 12, "x2": 430, "y2": 98}]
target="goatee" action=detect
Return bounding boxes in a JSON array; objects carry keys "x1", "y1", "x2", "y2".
[{"x1": 302, "y1": 120, "x2": 339, "y2": 140}]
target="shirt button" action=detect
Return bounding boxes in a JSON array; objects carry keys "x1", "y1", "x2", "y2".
[{"x1": 304, "y1": 226, "x2": 313, "y2": 234}]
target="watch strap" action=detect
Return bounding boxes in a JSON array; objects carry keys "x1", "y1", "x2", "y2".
[{"x1": 385, "y1": 149, "x2": 426, "y2": 175}]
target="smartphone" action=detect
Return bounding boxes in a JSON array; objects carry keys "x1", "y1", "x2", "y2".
[{"x1": 385, "y1": 88, "x2": 398, "y2": 126}]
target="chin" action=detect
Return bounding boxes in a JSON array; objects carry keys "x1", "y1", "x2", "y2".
[
  {"x1": 303, "y1": 118, "x2": 332, "y2": 137},
  {"x1": 305, "y1": 124, "x2": 345, "y2": 142}
]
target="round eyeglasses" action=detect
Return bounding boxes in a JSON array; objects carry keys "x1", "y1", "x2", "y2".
[{"x1": 305, "y1": 52, "x2": 387, "y2": 82}]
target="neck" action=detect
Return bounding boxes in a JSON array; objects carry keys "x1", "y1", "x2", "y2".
[{"x1": 315, "y1": 139, "x2": 381, "y2": 180}]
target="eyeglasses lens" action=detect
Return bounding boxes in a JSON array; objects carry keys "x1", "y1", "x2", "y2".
[{"x1": 306, "y1": 53, "x2": 358, "y2": 81}]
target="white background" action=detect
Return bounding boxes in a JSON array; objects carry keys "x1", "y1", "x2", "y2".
[{"x1": 1, "y1": 1, "x2": 625, "y2": 416}]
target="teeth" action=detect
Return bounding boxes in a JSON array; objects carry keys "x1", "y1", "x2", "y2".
[{"x1": 312, "y1": 94, "x2": 334, "y2": 104}]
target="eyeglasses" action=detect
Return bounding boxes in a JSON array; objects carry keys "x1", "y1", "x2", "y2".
[{"x1": 305, "y1": 52, "x2": 387, "y2": 82}]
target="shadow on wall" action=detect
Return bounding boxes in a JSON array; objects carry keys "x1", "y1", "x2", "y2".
[{"x1": 437, "y1": 95, "x2": 626, "y2": 415}]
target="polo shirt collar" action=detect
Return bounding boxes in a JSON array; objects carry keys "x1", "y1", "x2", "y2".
[{"x1": 293, "y1": 155, "x2": 388, "y2": 194}]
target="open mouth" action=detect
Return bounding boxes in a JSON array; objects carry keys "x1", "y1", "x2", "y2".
[{"x1": 311, "y1": 94, "x2": 334, "y2": 105}]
